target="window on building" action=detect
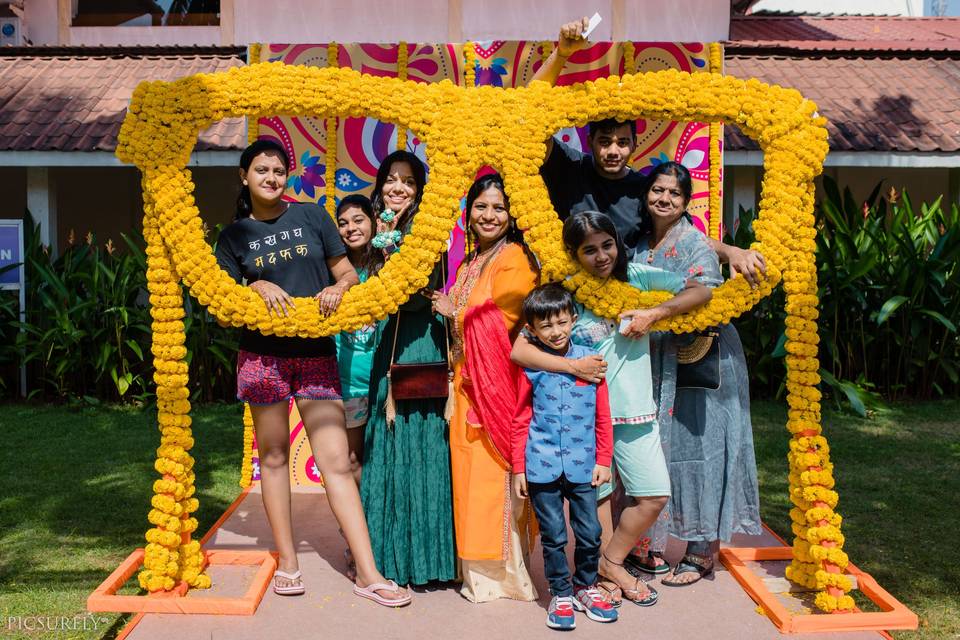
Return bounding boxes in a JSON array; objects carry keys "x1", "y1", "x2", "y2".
[{"x1": 71, "y1": 0, "x2": 220, "y2": 27}]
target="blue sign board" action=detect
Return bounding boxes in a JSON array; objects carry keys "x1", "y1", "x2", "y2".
[{"x1": 0, "y1": 221, "x2": 23, "y2": 288}]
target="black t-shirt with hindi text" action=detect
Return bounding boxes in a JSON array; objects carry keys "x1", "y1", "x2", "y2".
[
  {"x1": 539, "y1": 140, "x2": 651, "y2": 252},
  {"x1": 215, "y1": 202, "x2": 347, "y2": 358}
]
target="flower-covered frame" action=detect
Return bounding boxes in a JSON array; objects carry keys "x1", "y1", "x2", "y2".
[{"x1": 117, "y1": 63, "x2": 855, "y2": 613}]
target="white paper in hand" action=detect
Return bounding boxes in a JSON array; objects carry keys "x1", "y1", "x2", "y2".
[
  {"x1": 583, "y1": 12, "x2": 602, "y2": 39},
  {"x1": 619, "y1": 316, "x2": 633, "y2": 335}
]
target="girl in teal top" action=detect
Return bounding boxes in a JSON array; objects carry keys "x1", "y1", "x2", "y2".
[
  {"x1": 335, "y1": 194, "x2": 383, "y2": 483},
  {"x1": 335, "y1": 194, "x2": 384, "y2": 583},
  {"x1": 512, "y1": 211, "x2": 711, "y2": 607}
]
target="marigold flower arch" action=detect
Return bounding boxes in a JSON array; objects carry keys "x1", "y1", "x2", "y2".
[{"x1": 116, "y1": 63, "x2": 852, "y2": 612}]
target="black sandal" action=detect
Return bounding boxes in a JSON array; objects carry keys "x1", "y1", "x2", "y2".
[
  {"x1": 660, "y1": 553, "x2": 714, "y2": 587},
  {"x1": 624, "y1": 550, "x2": 671, "y2": 576}
]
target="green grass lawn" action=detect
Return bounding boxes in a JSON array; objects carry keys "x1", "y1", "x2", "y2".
[
  {"x1": 0, "y1": 402, "x2": 244, "y2": 640},
  {"x1": 0, "y1": 400, "x2": 957, "y2": 639},
  {"x1": 752, "y1": 400, "x2": 960, "y2": 639}
]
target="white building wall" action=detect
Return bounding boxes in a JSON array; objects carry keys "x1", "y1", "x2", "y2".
[{"x1": 23, "y1": 0, "x2": 730, "y2": 46}]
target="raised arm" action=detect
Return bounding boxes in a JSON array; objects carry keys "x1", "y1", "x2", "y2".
[{"x1": 532, "y1": 17, "x2": 590, "y2": 161}]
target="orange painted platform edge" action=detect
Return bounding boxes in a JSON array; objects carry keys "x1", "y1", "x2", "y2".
[
  {"x1": 200, "y1": 485, "x2": 253, "y2": 546},
  {"x1": 718, "y1": 546, "x2": 918, "y2": 634},
  {"x1": 87, "y1": 549, "x2": 276, "y2": 614},
  {"x1": 88, "y1": 487, "x2": 274, "y2": 619}
]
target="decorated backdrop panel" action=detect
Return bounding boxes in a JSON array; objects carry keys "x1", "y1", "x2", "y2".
[
  {"x1": 254, "y1": 41, "x2": 721, "y2": 249},
  {"x1": 249, "y1": 40, "x2": 722, "y2": 487}
]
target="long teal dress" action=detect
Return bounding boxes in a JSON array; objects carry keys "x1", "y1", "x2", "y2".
[{"x1": 360, "y1": 260, "x2": 457, "y2": 585}]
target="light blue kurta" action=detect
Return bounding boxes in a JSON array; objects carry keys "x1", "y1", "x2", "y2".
[
  {"x1": 636, "y1": 217, "x2": 761, "y2": 547},
  {"x1": 570, "y1": 263, "x2": 685, "y2": 423}
]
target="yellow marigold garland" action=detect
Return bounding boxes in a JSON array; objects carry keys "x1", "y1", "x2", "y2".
[
  {"x1": 396, "y1": 42, "x2": 409, "y2": 150},
  {"x1": 325, "y1": 42, "x2": 339, "y2": 215},
  {"x1": 708, "y1": 122, "x2": 722, "y2": 240},
  {"x1": 239, "y1": 403, "x2": 254, "y2": 488},
  {"x1": 117, "y1": 64, "x2": 850, "y2": 611},
  {"x1": 246, "y1": 44, "x2": 262, "y2": 145},
  {"x1": 623, "y1": 41, "x2": 637, "y2": 75},
  {"x1": 139, "y1": 182, "x2": 209, "y2": 593},
  {"x1": 708, "y1": 43, "x2": 723, "y2": 240},
  {"x1": 463, "y1": 42, "x2": 475, "y2": 87}
]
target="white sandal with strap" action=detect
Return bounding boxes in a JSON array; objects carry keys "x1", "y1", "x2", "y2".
[{"x1": 273, "y1": 569, "x2": 305, "y2": 596}]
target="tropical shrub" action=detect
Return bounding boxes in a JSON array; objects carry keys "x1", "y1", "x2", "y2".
[
  {"x1": 734, "y1": 177, "x2": 960, "y2": 411},
  {"x1": 1, "y1": 215, "x2": 237, "y2": 403}
]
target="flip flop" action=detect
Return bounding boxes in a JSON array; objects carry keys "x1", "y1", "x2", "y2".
[
  {"x1": 622, "y1": 579, "x2": 659, "y2": 607},
  {"x1": 596, "y1": 578, "x2": 623, "y2": 608},
  {"x1": 273, "y1": 569, "x2": 305, "y2": 596},
  {"x1": 353, "y1": 580, "x2": 412, "y2": 608},
  {"x1": 660, "y1": 553, "x2": 714, "y2": 587}
]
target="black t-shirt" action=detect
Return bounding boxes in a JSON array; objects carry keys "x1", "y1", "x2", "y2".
[
  {"x1": 539, "y1": 140, "x2": 651, "y2": 251},
  {"x1": 215, "y1": 202, "x2": 347, "y2": 357}
]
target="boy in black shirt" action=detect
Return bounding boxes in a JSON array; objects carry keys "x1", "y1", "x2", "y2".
[{"x1": 533, "y1": 17, "x2": 767, "y2": 287}]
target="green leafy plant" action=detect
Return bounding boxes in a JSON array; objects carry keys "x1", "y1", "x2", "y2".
[
  {"x1": 733, "y1": 178, "x2": 960, "y2": 411},
  {"x1": 7, "y1": 214, "x2": 238, "y2": 403}
]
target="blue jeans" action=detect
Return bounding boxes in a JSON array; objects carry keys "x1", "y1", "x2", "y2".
[{"x1": 528, "y1": 473, "x2": 602, "y2": 597}]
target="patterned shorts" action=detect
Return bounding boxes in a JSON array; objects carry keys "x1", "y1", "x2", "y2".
[
  {"x1": 237, "y1": 350, "x2": 342, "y2": 405},
  {"x1": 343, "y1": 396, "x2": 369, "y2": 430}
]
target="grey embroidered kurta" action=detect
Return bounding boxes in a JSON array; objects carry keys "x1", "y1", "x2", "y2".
[{"x1": 636, "y1": 217, "x2": 761, "y2": 547}]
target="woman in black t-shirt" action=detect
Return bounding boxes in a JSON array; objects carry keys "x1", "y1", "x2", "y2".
[{"x1": 215, "y1": 140, "x2": 410, "y2": 606}]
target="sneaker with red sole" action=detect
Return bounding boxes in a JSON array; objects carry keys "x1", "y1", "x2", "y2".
[{"x1": 572, "y1": 585, "x2": 619, "y2": 623}]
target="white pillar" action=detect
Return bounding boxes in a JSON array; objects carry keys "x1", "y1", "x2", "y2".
[{"x1": 26, "y1": 167, "x2": 58, "y2": 256}]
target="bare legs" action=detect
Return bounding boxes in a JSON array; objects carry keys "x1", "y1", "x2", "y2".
[
  {"x1": 345, "y1": 424, "x2": 364, "y2": 486},
  {"x1": 297, "y1": 399, "x2": 404, "y2": 600},
  {"x1": 250, "y1": 402, "x2": 299, "y2": 588},
  {"x1": 250, "y1": 399, "x2": 404, "y2": 600},
  {"x1": 598, "y1": 495, "x2": 669, "y2": 597}
]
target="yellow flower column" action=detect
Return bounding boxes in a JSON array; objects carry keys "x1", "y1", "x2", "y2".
[
  {"x1": 325, "y1": 42, "x2": 339, "y2": 216},
  {"x1": 140, "y1": 172, "x2": 209, "y2": 592},
  {"x1": 396, "y1": 41, "x2": 409, "y2": 149},
  {"x1": 708, "y1": 42, "x2": 723, "y2": 240}
]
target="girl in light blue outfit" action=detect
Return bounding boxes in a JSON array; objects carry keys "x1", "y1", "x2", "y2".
[
  {"x1": 512, "y1": 211, "x2": 711, "y2": 606},
  {"x1": 636, "y1": 161, "x2": 761, "y2": 587}
]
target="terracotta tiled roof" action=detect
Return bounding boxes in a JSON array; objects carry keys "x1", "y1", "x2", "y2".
[
  {"x1": 724, "y1": 54, "x2": 960, "y2": 152},
  {"x1": 0, "y1": 49, "x2": 246, "y2": 152},
  {"x1": 729, "y1": 16, "x2": 960, "y2": 51}
]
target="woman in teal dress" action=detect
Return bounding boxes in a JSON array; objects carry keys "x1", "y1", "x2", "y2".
[{"x1": 360, "y1": 150, "x2": 457, "y2": 586}]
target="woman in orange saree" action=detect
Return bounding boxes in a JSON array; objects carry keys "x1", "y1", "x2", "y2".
[{"x1": 431, "y1": 173, "x2": 540, "y2": 602}]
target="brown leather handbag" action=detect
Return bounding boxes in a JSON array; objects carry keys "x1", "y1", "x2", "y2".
[
  {"x1": 387, "y1": 313, "x2": 451, "y2": 400},
  {"x1": 383, "y1": 308, "x2": 454, "y2": 426}
]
